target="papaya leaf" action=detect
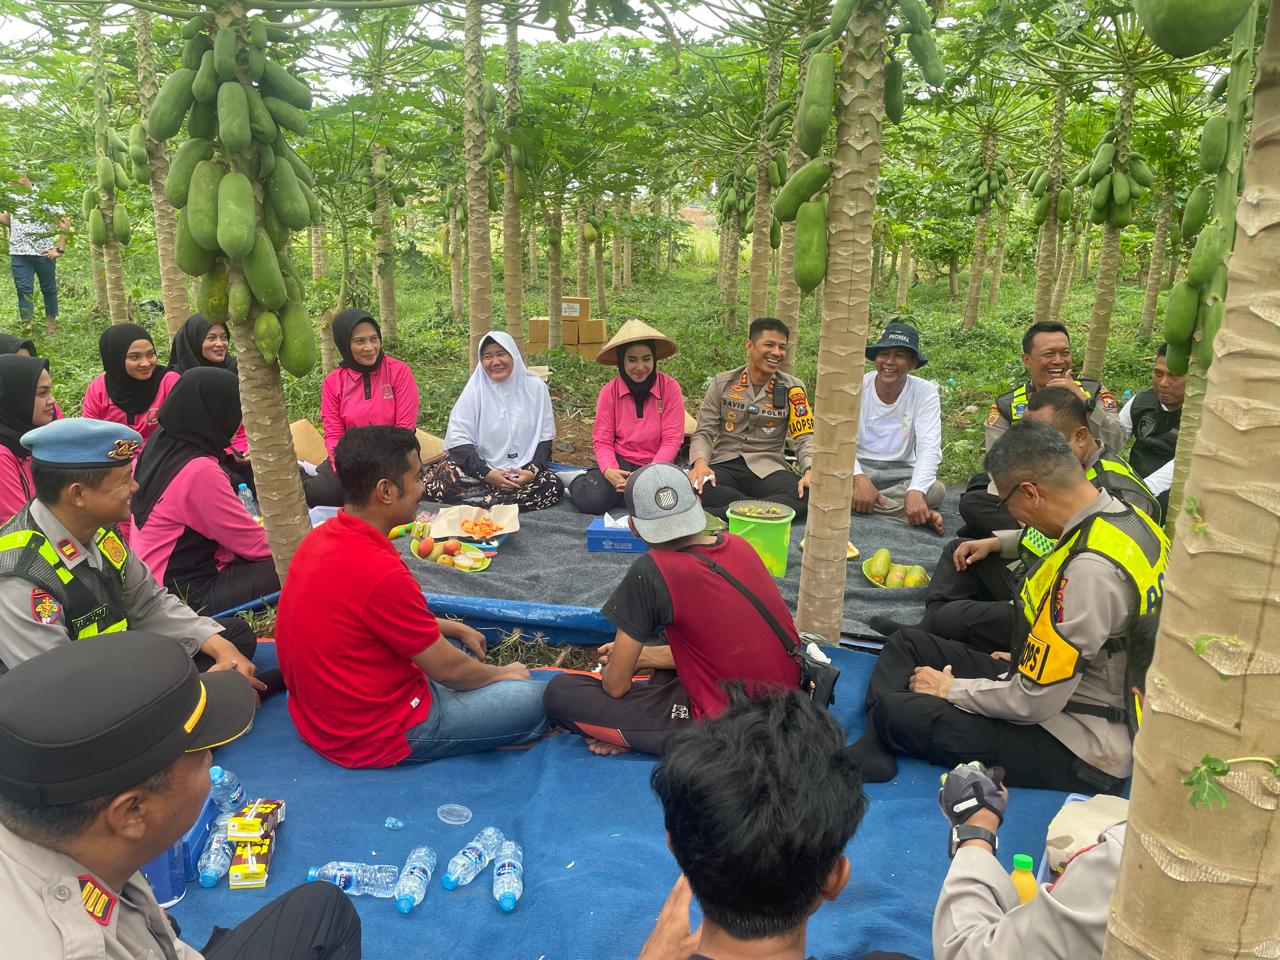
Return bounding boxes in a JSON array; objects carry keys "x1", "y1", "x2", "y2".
[{"x1": 1184, "y1": 755, "x2": 1230, "y2": 808}]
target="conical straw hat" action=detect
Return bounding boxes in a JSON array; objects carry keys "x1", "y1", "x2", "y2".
[{"x1": 594, "y1": 319, "x2": 679, "y2": 365}]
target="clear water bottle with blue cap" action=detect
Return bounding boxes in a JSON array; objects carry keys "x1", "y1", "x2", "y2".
[
  {"x1": 236, "y1": 483, "x2": 261, "y2": 519},
  {"x1": 491, "y1": 840, "x2": 524, "y2": 912},
  {"x1": 441, "y1": 826, "x2": 504, "y2": 890},
  {"x1": 307, "y1": 861, "x2": 398, "y2": 897},
  {"x1": 197, "y1": 814, "x2": 234, "y2": 888},
  {"x1": 208, "y1": 766, "x2": 245, "y2": 813},
  {"x1": 393, "y1": 846, "x2": 437, "y2": 914}
]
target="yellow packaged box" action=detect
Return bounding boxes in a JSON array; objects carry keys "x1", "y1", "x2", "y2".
[
  {"x1": 561, "y1": 296, "x2": 591, "y2": 322},
  {"x1": 229, "y1": 834, "x2": 275, "y2": 889},
  {"x1": 228, "y1": 799, "x2": 286, "y2": 841}
]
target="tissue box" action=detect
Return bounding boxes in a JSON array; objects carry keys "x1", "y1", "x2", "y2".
[{"x1": 587, "y1": 515, "x2": 648, "y2": 554}]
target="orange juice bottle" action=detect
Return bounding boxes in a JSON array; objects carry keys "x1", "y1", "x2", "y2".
[{"x1": 1010, "y1": 853, "x2": 1039, "y2": 903}]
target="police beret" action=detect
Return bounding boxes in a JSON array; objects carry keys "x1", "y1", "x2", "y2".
[
  {"x1": 21, "y1": 417, "x2": 143, "y2": 468},
  {"x1": 0, "y1": 632, "x2": 256, "y2": 805}
]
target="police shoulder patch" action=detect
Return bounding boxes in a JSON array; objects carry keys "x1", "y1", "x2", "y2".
[
  {"x1": 98, "y1": 532, "x2": 126, "y2": 566},
  {"x1": 30, "y1": 589, "x2": 60, "y2": 624},
  {"x1": 786, "y1": 386, "x2": 814, "y2": 440},
  {"x1": 56, "y1": 538, "x2": 80, "y2": 561},
  {"x1": 78, "y1": 875, "x2": 116, "y2": 926},
  {"x1": 1099, "y1": 389, "x2": 1119, "y2": 412},
  {"x1": 985, "y1": 404, "x2": 1001, "y2": 427}
]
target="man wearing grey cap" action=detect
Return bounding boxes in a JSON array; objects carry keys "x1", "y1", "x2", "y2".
[
  {"x1": 543, "y1": 463, "x2": 801, "y2": 756},
  {"x1": 0, "y1": 632, "x2": 361, "y2": 958}
]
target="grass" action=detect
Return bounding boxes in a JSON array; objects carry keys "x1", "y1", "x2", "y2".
[{"x1": 0, "y1": 236, "x2": 1163, "y2": 485}]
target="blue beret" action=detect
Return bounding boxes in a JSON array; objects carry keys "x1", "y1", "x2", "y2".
[{"x1": 21, "y1": 418, "x2": 143, "y2": 468}]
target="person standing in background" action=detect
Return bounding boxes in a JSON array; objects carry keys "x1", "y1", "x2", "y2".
[{"x1": 0, "y1": 174, "x2": 68, "y2": 337}]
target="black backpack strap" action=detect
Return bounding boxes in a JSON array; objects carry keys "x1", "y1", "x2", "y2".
[{"x1": 678, "y1": 547, "x2": 800, "y2": 659}]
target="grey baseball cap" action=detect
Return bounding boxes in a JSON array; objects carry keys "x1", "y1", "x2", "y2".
[{"x1": 623, "y1": 463, "x2": 706, "y2": 544}]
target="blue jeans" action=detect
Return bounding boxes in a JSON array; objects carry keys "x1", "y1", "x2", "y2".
[
  {"x1": 10, "y1": 254, "x2": 58, "y2": 319},
  {"x1": 400, "y1": 677, "x2": 550, "y2": 763}
]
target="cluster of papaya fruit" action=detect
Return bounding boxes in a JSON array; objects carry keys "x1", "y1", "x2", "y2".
[
  {"x1": 960, "y1": 152, "x2": 1011, "y2": 217},
  {"x1": 865, "y1": 548, "x2": 928, "y2": 588},
  {"x1": 83, "y1": 127, "x2": 134, "y2": 248},
  {"x1": 533, "y1": 0, "x2": 640, "y2": 42},
  {"x1": 1024, "y1": 161, "x2": 1071, "y2": 227},
  {"x1": 148, "y1": 10, "x2": 318, "y2": 378},
  {"x1": 717, "y1": 171, "x2": 755, "y2": 236},
  {"x1": 1068, "y1": 127, "x2": 1153, "y2": 231},
  {"x1": 886, "y1": 0, "x2": 945, "y2": 121}
]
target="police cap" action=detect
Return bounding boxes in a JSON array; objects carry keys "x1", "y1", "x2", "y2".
[
  {"x1": 21, "y1": 417, "x2": 143, "y2": 468},
  {"x1": 0, "y1": 632, "x2": 256, "y2": 805}
]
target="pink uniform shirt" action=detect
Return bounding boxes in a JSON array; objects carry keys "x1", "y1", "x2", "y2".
[
  {"x1": 592, "y1": 372, "x2": 686, "y2": 472},
  {"x1": 80, "y1": 370, "x2": 180, "y2": 444},
  {"x1": 321, "y1": 357, "x2": 420, "y2": 463},
  {"x1": 0, "y1": 447, "x2": 33, "y2": 523}
]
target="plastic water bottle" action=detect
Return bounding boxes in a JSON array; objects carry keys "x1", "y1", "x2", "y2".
[
  {"x1": 197, "y1": 814, "x2": 234, "y2": 888},
  {"x1": 307, "y1": 861, "x2": 399, "y2": 897},
  {"x1": 491, "y1": 841, "x2": 524, "y2": 913},
  {"x1": 393, "y1": 846, "x2": 438, "y2": 914},
  {"x1": 441, "y1": 826, "x2": 504, "y2": 890},
  {"x1": 208, "y1": 766, "x2": 245, "y2": 813},
  {"x1": 236, "y1": 483, "x2": 261, "y2": 519}
]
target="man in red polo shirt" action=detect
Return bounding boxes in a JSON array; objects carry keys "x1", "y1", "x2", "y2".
[
  {"x1": 543, "y1": 462, "x2": 800, "y2": 756},
  {"x1": 276, "y1": 425, "x2": 547, "y2": 768}
]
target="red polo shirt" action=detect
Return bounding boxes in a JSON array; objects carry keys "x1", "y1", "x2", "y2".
[{"x1": 276, "y1": 509, "x2": 439, "y2": 768}]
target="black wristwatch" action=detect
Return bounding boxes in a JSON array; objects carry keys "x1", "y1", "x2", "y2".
[{"x1": 949, "y1": 824, "x2": 998, "y2": 858}]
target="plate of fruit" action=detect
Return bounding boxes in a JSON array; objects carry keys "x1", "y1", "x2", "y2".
[
  {"x1": 431, "y1": 504, "x2": 518, "y2": 544},
  {"x1": 861, "y1": 548, "x2": 929, "y2": 588},
  {"x1": 409, "y1": 536, "x2": 490, "y2": 572}
]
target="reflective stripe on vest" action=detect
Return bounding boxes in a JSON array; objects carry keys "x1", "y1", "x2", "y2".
[
  {"x1": 0, "y1": 526, "x2": 130, "y2": 639},
  {"x1": 1016, "y1": 507, "x2": 1169, "y2": 688}
]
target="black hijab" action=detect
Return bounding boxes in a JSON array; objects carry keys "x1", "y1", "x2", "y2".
[
  {"x1": 617, "y1": 339, "x2": 659, "y2": 418},
  {"x1": 99, "y1": 323, "x2": 164, "y2": 416},
  {"x1": 132, "y1": 368, "x2": 242, "y2": 528},
  {"x1": 168, "y1": 313, "x2": 238, "y2": 375},
  {"x1": 0, "y1": 333, "x2": 38, "y2": 357},
  {"x1": 0, "y1": 354, "x2": 49, "y2": 458},
  {"x1": 332, "y1": 308, "x2": 384, "y2": 400}
]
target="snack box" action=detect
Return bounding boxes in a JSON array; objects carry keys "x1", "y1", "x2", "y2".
[
  {"x1": 229, "y1": 833, "x2": 276, "y2": 890},
  {"x1": 228, "y1": 799, "x2": 286, "y2": 841}
]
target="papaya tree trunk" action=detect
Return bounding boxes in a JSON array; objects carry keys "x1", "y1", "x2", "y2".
[
  {"x1": 1104, "y1": 9, "x2": 1278, "y2": 955},
  {"x1": 547, "y1": 201, "x2": 563, "y2": 347},
  {"x1": 527, "y1": 227, "x2": 538, "y2": 283},
  {"x1": 1079, "y1": 221, "x2": 1092, "y2": 281},
  {"x1": 611, "y1": 196, "x2": 622, "y2": 292},
  {"x1": 1035, "y1": 82, "x2": 1067, "y2": 320},
  {"x1": 650, "y1": 196, "x2": 663, "y2": 272},
  {"x1": 462, "y1": 0, "x2": 493, "y2": 368},
  {"x1": 961, "y1": 214, "x2": 990, "y2": 330},
  {"x1": 795, "y1": 7, "x2": 886, "y2": 642},
  {"x1": 666, "y1": 198, "x2": 677, "y2": 272},
  {"x1": 134, "y1": 8, "x2": 188, "y2": 336},
  {"x1": 1166, "y1": 241, "x2": 1179, "y2": 287},
  {"x1": 1051, "y1": 227, "x2": 1076, "y2": 322},
  {"x1": 622, "y1": 194, "x2": 633, "y2": 288},
  {"x1": 1140, "y1": 173, "x2": 1175, "y2": 336},
  {"x1": 501, "y1": 10, "x2": 524, "y2": 356},
  {"x1": 449, "y1": 207, "x2": 464, "y2": 324},
  {"x1": 310, "y1": 223, "x2": 326, "y2": 281},
  {"x1": 776, "y1": 45, "x2": 815, "y2": 375},
  {"x1": 948, "y1": 250, "x2": 959, "y2": 296},
  {"x1": 593, "y1": 196, "x2": 607, "y2": 313},
  {"x1": 90, "y1": 17, "x2": 128, "y2": 325},
  {"x1": 748, "y1": 45, "x2": 782, "y2": 321},
  {"x1": 371, "y1": 145, "x2": 397, "y2": 341},
  {"x1": 721, "y1": 179, "x2": 743, "y2": 330},
  {"x1": 575, "y1": 197, "x2": 590, "y2": 298},
  {"x1": 90, "y1": 244, "x2": 108, "y2": 315},
  {"x1": 987, "y1": 211, "x2": 1008, "y2": 308},
  {"x1": 871, "y1": 234, "x2": 884, "y2": 290},
  {"x1": 895, "y1": 237, "x2": 911, "y2": 310}
]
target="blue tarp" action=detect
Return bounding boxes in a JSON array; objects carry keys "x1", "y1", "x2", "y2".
[{"x1": 168, "y1": 644, "x2": 1071, "y2": 960}]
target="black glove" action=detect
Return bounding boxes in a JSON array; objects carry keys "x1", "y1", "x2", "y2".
[{"x1": 939, "y1": 761, "x2": 1007, "y2": 827}]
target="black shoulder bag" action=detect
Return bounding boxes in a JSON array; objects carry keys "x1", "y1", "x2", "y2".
[{"x1": 680, "y1": 549, "x2": 839, "y2": 709}]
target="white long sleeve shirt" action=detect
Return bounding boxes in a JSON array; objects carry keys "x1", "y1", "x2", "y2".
[{"x1": 853, "y1": 371, "x2": 943, "y2": 493}]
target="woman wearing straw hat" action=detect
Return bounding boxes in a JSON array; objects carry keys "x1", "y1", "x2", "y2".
[{"x1": 570, "y1": 320, "x2": 687, "y2": 515}]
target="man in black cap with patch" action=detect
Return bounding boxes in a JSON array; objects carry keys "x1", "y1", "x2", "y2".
[
  {"x1": 852, "y1": 322, "x2": 945, "y2": 533},
  {"x1": 0, "y1": 631, "x2": 360, "y2": 958},
  {"x1": 0, "y1": 418, "x2": 262, "y2": 688}
]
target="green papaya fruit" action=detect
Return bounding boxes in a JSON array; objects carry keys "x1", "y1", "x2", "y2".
[
  {"x1": 1112, "y1": 170, "x2": 1131, "y2": 207},
  {"x1": 482, "y1": 84, "x2": 498, "y2": 113},
  {"x1": 228, "y1": 275, "x2": 252, "y2": 324},
  {"x1": 188, "y1": 100, "x2": 218, "y2": 139},
  {"x1": 766, "y1": 113, "x2": 787, "y2": 142},
  {"x1": 1089, "y1": 203, "x2": 1108, "y2": 225},
  {"x1": 886, "y1": 563, "x2": 909, "y2": 588},
  {"x1": 166, "y1": 136, "x2": 214, "y2": 199},
  {"x1": 262, "y1": 195, "x2": 288, "y2": 250},
  {"x1": 263, "y1": 96, "x2": 308, "y2": 137},
  {"x1": 773, "y1": 154, "x2": 787, "y2": 187},
  {"x1": 277, "y1": 300, "x2": 316, "y2": 376},
  {"x1": 487, "y1": 176, "x2": 499, "y2": 213},
  {"x1": 274, "y1": 135, "x2": 314, "y2": 186},
  {"x1": 772, "y1": 158, "x2": 831, "y2": 222},
  {"x1": 181, "y1": 34, "x2": 212, "y2": 71},
  {"x1": 242, "y1": 228, "x2": 287, "y2": 309},
  {"x1": 828, "y1": 0, "x2": 857, "y2": 35},
  {"x1": 1071, "y1": 165, "x2": 1091, "y2": 188},
  {"x1": 96, "y1": 155, "x2": 115, "y2": 193},
  {"x1": 192, "y1": 50, "x2": 219, "y2": 104},
  {"x1": 1196, "y1": 296, "x2": 1224, "y2": 371},
  {"x1": 1089, "y1": 142, "x2": 1116, "y2": 182},
  {"x1": 260, "y1": 60, "x2": 313, "y2": 111},
  {"x1": 884, "y1": 58, "x2": 904, "y2": 125},
  {"x1": 257, "y1": 141, "x2": 276, "y2": 178},
  {"x1": 1056, "y1": 188, "x2": 1072, "y2": 223},
  {"x1": 248, "y1": 47, "x2": 266, "y2": 82},
  {"x1": 81, "y1": 188, "x2": 96, "y2": 221},
  {"x1": 898, "y1": 0, "x2": 931, "y2": 32},
  {"x1": 113, "y1": 161, "x2": 129, "y2": 191},
  {"x1": 867, "y1": 548, "x2": 891, "y2": 584},
  {"x1": 1134, "y1": 0, "x2": 1253, "y2": 59},
  {"x1": 253, "y1": 310, "x2": 282, "y2": 364},
  {"x1": 148, "y1": 68, "x2": 196, "y2": 141},
  {"x1": 1164, "y1": 336, "x2": 1191, "y2": 376},
  {"x1": 1207, "y1": 72, "x2": 1230, "y2": 104},
  {"x1": 181, "y1": 13, "x2": 211, "y2": 39},
  {"x1": 244, "y1": 86, "x2": 277, "y2": 144},
  {"x1": 1091, "y1": 174, "x2": 1112, "y2": 211},
  {"x1": 1199, "y1": 114, "x2": 1229, "y2": 174},
  {"x1": 763, "y1": 99, "x2": 791, "y2": 124},
  {"x1": 1032, "y1": 170, "x2": 1051, "y2": 198},
  {"x1": 299, "y1": 179, "x2": 322, "y2": 225},
  {"x1": 1110, "y1": 200, "x2": 1132, "y2": 228},
  {"x1": 1181, "y1": 184, "x2": 1212, "y2": 241},
  {"x1": 768, "y1": 159, "x2": 782, "y2": 188},
  {"x1": 1186, "y1": 222, "x2": 1228, "y2": 287},
  {"x1": 1164, "y1": 280, "x2": 1199, "y2": 345},
  {"x1": 792, "y1": 200, "x2": 827, "y2": 294},
  {"x1": 217, "y1": 82, "x2": 252, "y2": 153},
  {"x1": 88, "y1": 207, "x2": 107, "y2": 246},
  {"x1": 175, "y1": 209, "x2": 216, "y2": 276},
  {"x1": 511, "y1": 143, "x2": 527, "y2": 169},
  {"x1": 513, "y1": 167, "x2": 528, "y2": 199},
  {"x1": 770, "y1": 215, "x2": 782, "y2": 250},
  {"x1": 186, "y1": 160, "x2": 225, "y2": 251},
  {"x1": 250, "y1": 18, "x2": 268, "y2": 49},
  {"x1": 128, "y1": 122, "x2": 148, "y2": 166},
  {"x1": 266, "y1": 159, "x2": 309, "y2": 230},
  {"x1": 216, "y1": 172, "x2": 256, "y2": 259},
  {"x1": 1129, "y1": 157, "x2": 1154, "y2": 188},
  {"x1": 1031, "y1": 193, "x2": 1050, "y2": 226},
  {"x1": 797, "y1": 51, "x2": 835, "y2": 160},
  {"x1": 906, "y1": 30, "x2": 945, "y2": 87},
  {"x1": 583, "y1": 222, "x2": 598, "y2": 244},
  {"x1": 212, "y1": 27, "x2": 238, "y2": 82},
  {"x1": 799, "y1": 28, "x2": 830, "y2": 53},
  {"x1": 199, "y1": 260, "x2": 230, "y2": 325},
  {"x1": 479, "y1": 140, "x2": 502, "y2": 165}
]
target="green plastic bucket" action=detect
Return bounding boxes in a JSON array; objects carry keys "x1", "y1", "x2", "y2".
[{"x1": 726, "y1": 500, "x2": 796, "y2": 577}]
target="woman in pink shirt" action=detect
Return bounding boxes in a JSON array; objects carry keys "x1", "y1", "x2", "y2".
[
  {"x1": 304, "y1": 308, "x2": 420, "y2": 507},
  {"x1": 570, "y1": 320, "x2": 686, "y2": 514},
  {"x1": 130, "y1": 367, "x2": 278, "y2": 614},
  {"x1": 0, "y1": 354, "x2": 57, "y2": 521},
  {"x1": 80, "y1": 323, "x2": 179, "y2": 444}
]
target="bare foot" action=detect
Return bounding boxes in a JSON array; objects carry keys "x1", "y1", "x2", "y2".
[
  {"x1": 585, "y1": 736, "x2": 630, "y2": 756},
  {"x1": 929, "y1": 511, "x2": 945, "y2": 535}
]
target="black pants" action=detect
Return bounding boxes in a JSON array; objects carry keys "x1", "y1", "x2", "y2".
[
  {"x1": 921, "y1": 539, "x2": 1018, "y2": 654},
  {"x1": 303, "y1": 460, "x2": 343, "y2": 508},
  {"x1": 543, "y1": 669, "x2": 691, "y2": 755},
  {"x1": 193, "y1": 617, "x2": 258, "y2": 672},
  {"x1": 864, "y1": 628, "x2": 1123, "y2": 794},
  {"x1": 180, "y1": 559, "x2": 281, "y2": 616},
  {"x1": 569, "y1": 454, "x2": 641, "y2": 515},
  {"x1": 957, "y1": 474, "x2": 1015, "y2": 539},
  {"x1": 202, "y1": 881, "x2": 361, "y2": 960},
  {"x1": 698, "y1": 457, "x2": 808, "y2": 520}
]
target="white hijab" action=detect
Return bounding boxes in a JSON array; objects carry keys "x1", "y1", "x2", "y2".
[{"x1": 445, "y1": 330, "x2": 556, "y2": 471}]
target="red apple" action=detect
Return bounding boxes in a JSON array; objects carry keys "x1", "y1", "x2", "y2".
[
  {"x1": 410, "y1": 537, "x2": 435, "y2": 559},
  {"x1": 443, "y1": 539, "x2": 462, "y2": 557}
]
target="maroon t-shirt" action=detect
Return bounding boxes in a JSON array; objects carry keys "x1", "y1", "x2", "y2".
[{"x1": 602, "y1": 532, "x2": 800, "y2": 719}]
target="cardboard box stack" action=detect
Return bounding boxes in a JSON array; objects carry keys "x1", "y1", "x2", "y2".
[
  {"x1": 525, "y1": 298, "x2": 606, "y2": 358},
  {"x1": 527, "y1": 316, "x2": 550, "y2": 354}
]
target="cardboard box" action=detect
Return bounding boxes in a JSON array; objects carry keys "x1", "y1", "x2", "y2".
[
  {"x1": 526, "y1": 340, "x2": 549, "y2": 356},
  {"x1": 560, "y1": 321, "x2": 579, "y2": 345},
  {"x1": 577, "y1": 342, "x2": 602, "y2": 360},
  {"x1": 561, "y1": 297, "x2": 591, "y2": 322},
  {"x1": 528, "y1": 316, "x2": 549, "y2": 339},
  {"x1": 578, "y1": 318, "x2": 607, "y2": 344},
  {"x1": 289, "y1": 419, "x2": 327, "y2": 466}
]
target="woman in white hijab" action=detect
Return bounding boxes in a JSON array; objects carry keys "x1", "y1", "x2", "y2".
[{"x1": 422, "y1": 330, "x2": 564, "y2": 510}]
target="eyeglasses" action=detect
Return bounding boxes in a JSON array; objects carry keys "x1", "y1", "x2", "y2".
[{"x1": 996, "y1": 480, "x2": 1036, "y2": 510}]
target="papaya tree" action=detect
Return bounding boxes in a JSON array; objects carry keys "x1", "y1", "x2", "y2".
[{"x1": 88, "y1": 14, "x2": 131, "y2": 325}]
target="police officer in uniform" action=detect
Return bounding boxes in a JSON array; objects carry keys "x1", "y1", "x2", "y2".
[
  {"x1": 0, "y1": 418, "x2": 262, "y2": 685},
  {"x1": 848, "y1": 421, "x2": 1169, "y2": 794},
  {"x1": 961, "y1": 321, "x2": 1124, "y2": 538},
  {"x1": 1119, "y1": 342, "x2": 1185, "y2": 516},
  {"x1": 872, "y1": 387, "x2": 1160, "y2": 652},
  {"x1": 688, "y1": 317, "x2": 814, "y2": 519},
  {"x1": 0, "y1": 631, "x2": 361, "y2": 959}
]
